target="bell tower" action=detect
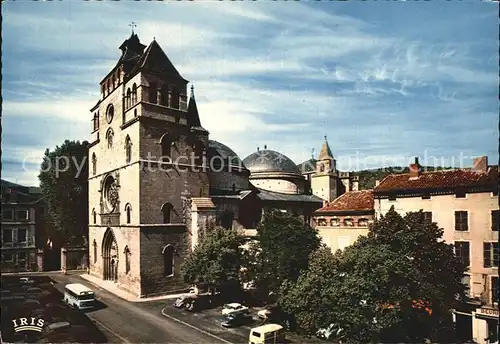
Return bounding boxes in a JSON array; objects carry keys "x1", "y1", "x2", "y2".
[
  {"x1": 311, "y1": 136, "x2": 338, "y2": 203},
  {"x1": 88, "y1": 31, "x2": 210, "y2": 298}
]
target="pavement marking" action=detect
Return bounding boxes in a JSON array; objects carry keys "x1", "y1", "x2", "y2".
[
  {"x1": 161, "y1": 308, "x2": 233, "y2": 344},
  {"x1": 88, "y1": 314, "x2": 131, "y2": 344}
]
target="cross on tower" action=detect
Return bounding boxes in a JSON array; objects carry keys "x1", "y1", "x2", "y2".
[{"x1": 129, "y1": 22, "x2": 137, "y2": 34}]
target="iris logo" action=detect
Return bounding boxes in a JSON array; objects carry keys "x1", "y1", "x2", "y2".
[{"x1": 12, "y1": 317, "x2": 45, "y2": 332}]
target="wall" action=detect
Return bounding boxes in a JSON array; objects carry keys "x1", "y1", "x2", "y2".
[
  {"x1": 208, "y1": 170, "x2": 249, "y2": 192},
  {"x1": 314, "y1": 213, "x2": 373, "y2": 252},
  {"x1": 311, "y1": 174, "x2": 337, "y2": 202},
  {"x1": 375, "y1": 191, "x2": 499, "y2": 305},
  {"x1": 250, "y1": 177, "x2": 303, "y2": 194},
  {"x1": 139, "y1": 225, "x2": 189, "y2": 296}
]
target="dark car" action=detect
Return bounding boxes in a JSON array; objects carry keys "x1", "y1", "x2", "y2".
[{"x1": 217, "y1": 311, "x2": 254, "y2": 328}]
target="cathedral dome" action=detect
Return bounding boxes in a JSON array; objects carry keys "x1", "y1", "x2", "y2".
[
  {"x1": 243, "y1": 149, "x2": 300, "y2": 175},
  {"x1": 207, "y1": 140, "x2": 246, "y2": 170}
]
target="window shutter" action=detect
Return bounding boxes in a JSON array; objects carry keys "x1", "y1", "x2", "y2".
[{"x1": 484, "y1": 243, "x2": 491, "y2": 268}]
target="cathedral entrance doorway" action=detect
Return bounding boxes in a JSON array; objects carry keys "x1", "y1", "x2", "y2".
[{"x1": 102, "y1": 228, "x2": 118, "y2": 281}]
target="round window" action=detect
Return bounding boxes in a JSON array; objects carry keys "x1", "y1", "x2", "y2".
[
  {"x1": 103, "y1": 176, "x2": 119, "y2": 211},
  {"x1": 106, "y1": 104, "x2": 114, "y2": 123}
]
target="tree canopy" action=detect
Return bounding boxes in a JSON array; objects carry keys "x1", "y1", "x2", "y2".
[
  {"x1": 248, "y1": 210, "x2": 321, "y2": 294},
  {"x1": 280, "y1": 207, "x2": 466, "y2": 343},
  {"x1": 38, "y1": 140, "x2": 89, "y2": 246},
  {"x1": 181, "y1": 226, "x2": 245, "y2": 293}
]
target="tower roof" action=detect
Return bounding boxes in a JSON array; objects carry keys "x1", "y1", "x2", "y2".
[
  {"x1": 318, "y1": 136, "x2": 334, "y2": 161},
  {"x1": 129, "y1": 39, "x2": 187, "y2": 82},
  {"x1": 187, "y1": 86, "x2": 208, "y2": 132}
]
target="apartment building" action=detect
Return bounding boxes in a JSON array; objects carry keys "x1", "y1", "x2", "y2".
[
  {"x1": 373, "y1": 156, "x2": 498, "y2": 344},
  {"x1": 1, "y1": 180, "x2": 45, "y2": 272},
  {"x1": 313, "y1": 190, "x2": 374, "y2": 251}
]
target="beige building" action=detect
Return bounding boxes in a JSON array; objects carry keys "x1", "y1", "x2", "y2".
[
  {"x1": 1, "y1": 180, "x2": 45, "y2": 272},
  {"x1": 373, "y1": 156, "x2": 498, "y2": 344},
  {"x1": 313, "y1": 190, "x2": 374, "y2": 252},
  {"x1": 87, "y1": 32, "x2": 361, "y2": 298}
]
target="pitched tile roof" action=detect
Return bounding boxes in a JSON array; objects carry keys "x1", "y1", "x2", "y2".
[
  {"x1": 191, "y1": 197, "x2": 216, "y2": 209},
  {"x1": 373, "y1": 167, "x2": 498, "y2": 193},
  {"x1": 316, "y1": 190, "x2": 374, "y2": 213}
]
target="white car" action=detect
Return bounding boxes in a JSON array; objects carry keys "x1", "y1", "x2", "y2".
[
  {"x1": 221, "y1": 303, "x2": 248, "y2": 316},
  {"x1": 316, "y1": 323, "x2": 343, "y2": 340},
  {"x1": 257, "y1": 308, "x2": 271, "y2": 319}
]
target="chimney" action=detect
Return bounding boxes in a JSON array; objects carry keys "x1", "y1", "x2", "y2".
[
  {"x1": 323, "y1": 200, "x2": 329, "y2": 207},
  {"x1": 375, "y1": 180, "x2": 380, "y2": 187},
  {"x1": 409, "y1": 157, "x2": 421, "y2": 178},
  {"x1": 472, "y1": 156, "x2": 488, "y2": 173}
]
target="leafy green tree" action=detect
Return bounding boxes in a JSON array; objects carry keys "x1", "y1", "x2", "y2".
[
  {"x1": 181, "y1": 227, "x2": 245, "y2": 293},
  {"x1": 281, "y1": 206, "x2": 466, "y2": 343},
  {"x1": 280, "y1": 244, "x2": 342, "y2": 334},
  {"x1": 249, "y1": 210, "x2": 321, "y2": 294},
  {"x1": 38, "y1": 140, "x2": 89, "y2": 246}
]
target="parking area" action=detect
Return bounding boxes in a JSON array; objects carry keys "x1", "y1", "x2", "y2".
[
  {"x1": 1, "y1": 275, "x2": 107, "y2": 343},
  {"x1": 160, "y1": 296, "x2": 330, "y2": 344}
]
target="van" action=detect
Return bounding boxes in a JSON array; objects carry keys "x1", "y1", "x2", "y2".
[{"x1": 248, "y1": 323, "x2": 285, "y2": 344}]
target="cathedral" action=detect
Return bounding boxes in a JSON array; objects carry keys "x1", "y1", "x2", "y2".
[{"x1": 88, "y1": 32, "x2": 358, "y2": 297}]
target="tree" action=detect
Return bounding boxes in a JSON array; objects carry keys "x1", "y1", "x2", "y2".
[
  {"x1": 280, "y1": 244, "x2": 342, "y2": 334},
  {"x1": 38, "y1": 140, "x2": 89, "y2": 246},
  {"x1": 282, "y1": 206, "x2": 466, "y2": 343},
  {"x1": 249, "y1": 210, "x2": 321, "y2": 294},
  {"x1": 181, "y1": 227, "x2": 245, "y2": 293}
]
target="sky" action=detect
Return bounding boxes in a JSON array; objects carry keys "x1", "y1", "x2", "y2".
[{"x1": 2, "y1": 1, "x2": 498, "y2": 186}]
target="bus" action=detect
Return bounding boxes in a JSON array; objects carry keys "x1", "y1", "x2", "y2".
[{"x1": 63, "y1": 283, "x2": 95, "y2": 310}]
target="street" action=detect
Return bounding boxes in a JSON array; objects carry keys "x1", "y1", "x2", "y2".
[{"x1": 49, "y1": 273, "x2": 237, "y2": 343}]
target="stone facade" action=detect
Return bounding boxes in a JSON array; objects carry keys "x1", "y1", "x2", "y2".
[{"x1": 1, "y1": 180, "x2": 45, "y2": 272}]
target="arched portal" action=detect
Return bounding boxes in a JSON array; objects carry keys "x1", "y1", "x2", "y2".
[{"x1": 102, "y1": 228, "x2": 118, "y2": 281}]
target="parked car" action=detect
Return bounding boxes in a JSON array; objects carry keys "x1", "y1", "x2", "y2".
[
  {"x1": 174, "y1": 295, "x2": 195, "y2": 308},
  {"x1": 20, "y1": 277, "x2": 35, "y2": 286},
  {"x1": 257, "y1": 304, "x2": 280, "y2": 319},
  {"x1": 217, "y1": 310, "x2": 253, "y2": 328},
  {"x1": 316, "y1": 323, "x2": 343, "y2": 340},
  {"x1": 221, "y1": 303, "x2": 249, "y2": 316}
]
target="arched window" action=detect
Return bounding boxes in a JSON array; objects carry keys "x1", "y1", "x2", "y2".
[
  {"x1": 162, "y1": 245, "x2": 174, "y2": 277},
  {"x1": 112, "y1": 74, "x2": 116, "y2": 89},
  {"x1": 93, "y1": 113, "x2": 99, "y2": 131},
  {"x1": 160, "y1": 134, "x2": 172, "y2": 158},
  {"x1": 319, "y1": 164, "x2": 325, "y2": 172},
  {"x1": 344, "y1": 218, "x2": 354, "y2": 227},
  {"x1": 193, "y1": 140, "x2": 205, "y2": 166},
  {"x1": 126, "y1": 88, "x2": 131, "y2": 109},
  {"x1": 132, "y1": 83, "x2": 137, "y2": 104},
  {"x1": 134, "y1": 109, "x2": 137, "y2": 118},
  {"x1": 171, "y1": 87, "x2": 179, "y2": 109},
  {"x1": 125, "y1": 135, "x2": 132, "y2": 164},
  {"x1": 161, "y1": 202, "x2": 173, "y2": 224},
  {"x1": 232, "y1": 183, "x2": 236, "y2": 192},
  {"x1": 124, "y1": 246, "x2": 131, "y2": 274},
  {"x1": 358, "y1": 218, "x2": 368, "y2": 227},
  {"x1": 92, "y1": 208, "x2": 97, "y2": 224},
  {"x1": 159, "y1": 85, "x2": 167, "y2": 105},
  {"x1": 106, "y1": 104, "x2": 114, "y2": 123},
  {"x1": 92, "y1": 153, "x2": 97, "y2": 175},
  {"x1": 149, "y1": 82, "x2": 157, "y2": 103},
  {"x1": 93, "y1": 240, "x2": 97, "y2": 263},
  {"x1": 125, "y1": 203, "x2": 132, "y2": 224},
  {"x1": 106, "y1": 129, "x2": 114, "y2": 149}
]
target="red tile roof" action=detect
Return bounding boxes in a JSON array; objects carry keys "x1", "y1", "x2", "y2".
[
  {"x1": 374, "y1": 167, "x2": 498, "y2": 193},
  {"x1": 316, "y1": 190, "x2": 374, "y2": 213}
]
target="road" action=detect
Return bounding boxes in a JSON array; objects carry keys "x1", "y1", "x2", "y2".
[{"x1": 50, "y1": 273, "x2": 233, "y2": 343}]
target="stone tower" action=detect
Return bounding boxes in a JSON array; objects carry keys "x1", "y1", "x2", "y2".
[
  {"x1": 311, "y1": 136, "x2": 338, "y2": 203},
  {"x1": 87, "y1": 33, "x2": 210, "y2": 297}
]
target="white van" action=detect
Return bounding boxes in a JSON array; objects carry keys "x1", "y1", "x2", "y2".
[
  {"x1": 249, "y1": 323, "x2": 285, "y2": 344},
  {"x1": 63, "y1": 283, "x2": 95, "y2": 310}
]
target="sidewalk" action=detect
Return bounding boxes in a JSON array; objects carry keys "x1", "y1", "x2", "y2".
[{"x1": 80, "y1": 274, "x2": 186, "y2": 303}]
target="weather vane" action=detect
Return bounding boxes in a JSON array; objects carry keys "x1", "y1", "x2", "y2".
[{"x1": 129, "y1": 22, "x2": 137, "y2": 34}]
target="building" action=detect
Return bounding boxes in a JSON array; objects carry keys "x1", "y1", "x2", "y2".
[
  {"x1": 313, "y1": 190, "x2": 374, "y2": 251},
  {"x1": 297, "y1": 136, "x2": 359, "y2": 204},
  {"x1": 1, "y1": 180, "x2": 46, "y2": 272},
  {"x1": 87, "y1": 32, "x2": 360, "y2": 298},
  {"x1": 373, "y1": 156, "x2": 498, "y2": 344}
]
